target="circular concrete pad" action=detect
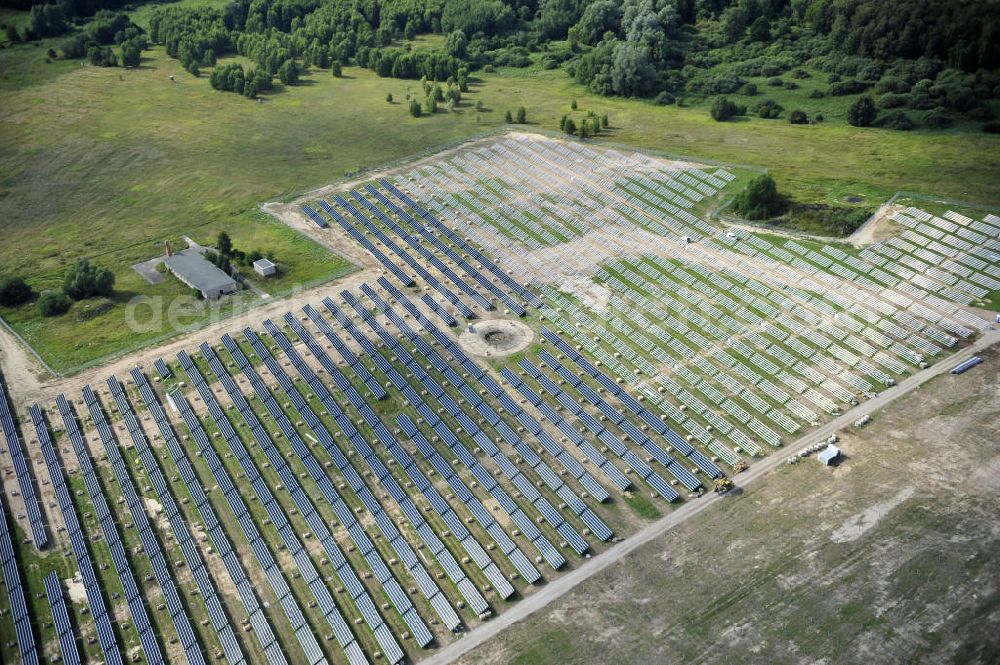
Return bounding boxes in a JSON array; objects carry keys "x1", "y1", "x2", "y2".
[{"x1": 458, "y1": 318, "x2": 534, "y2": 358}]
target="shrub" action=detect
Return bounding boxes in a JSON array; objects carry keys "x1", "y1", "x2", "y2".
[
  {"x1": 808, "y1": 89, "x2": 825, "y2": 99},
  {"x1": 791, "y1": 69, "x2": 810, "y2": 79},
  {"x1": 828, "y1": 73, "x2": 841, "y2": 83},
  {"x1": 37, "y1": 291, "x2": 71, "y2": 317},
  {"x1": 732, "y1": 174, "x2": 787, "y2": 220},
  {"x1": 877, "y1": 92, "x2": 910, "y2": 109},
  {"x1": 653, "y1": 90, "x2": 675, "y2": 105},
  {"x1": 783, "y1": 80, "x2": 798, "y2": 90},
  {"x1": 874, "y1": 76, "x2": 909, "y2": 94},
  {"x1": 741, "y1": 82, "x2": 758, "y2": 96},
  {"x1": 409, "y1": 99, "x2": 421, "y2": 117},
  {"x1": 828, "y1": 80, "x2": 869, "y2": 96},
  {"x1": 767, "y1": 76, "x2": 783, "y2": 87},
  {"x1": 983, "y1": 122, "x2": 1000, "y2": 134},
  {"x1": 0, "y1": 277, "x2": 32, "y2": 307},
  {"x1": 710, "y1": 96, "x2": 745, "y2": 121},
  {"x1": 875, "y1": 110, "x2": 915, "y2": 131},
  {"x1": 788, "y1": 110, "x2": 808, "y2": 124},
  {"x1": 63, "y1": 259, "x2": 114, "y2": 300},
  {"x1": 752, "y1": 99, "x2": 783, "y2": 119},
  {"x1": 847, "y1": 96, "x2": 877, "y2": 127},
  {"x1": 922, "y1": 108, "x2": 953, "y2": 128}
]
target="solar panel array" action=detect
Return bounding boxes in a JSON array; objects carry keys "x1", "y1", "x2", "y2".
[
  {"x1": 0, "y1": 375, "x2": 47, "y2": 549},
  {"x1": 174, "y1": 354, "x2": 331, "y2": 665},
  {"x1": 30, "y1": 403, "x2": 124, "y2": 665},
  {"x1": 132, "y1": 372, "x2": 289, "y2": 665},
  {"x1": 116, "y1": 372, "x2": 248, "y2": 665},
  {"x1": 55, "y1": 393, "x2": 165, "y2": 665},
  {"x1": 0, "y1": 424, "x2": 38, "y2": 665},
  {"x1": 2, "y1": 136, "x2": 994, "y2": 665},
  {"x1": 43, "y1": 571, "x2": 81, "y2": 665}
]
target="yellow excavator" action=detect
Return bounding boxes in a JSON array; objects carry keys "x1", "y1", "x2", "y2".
[{"x1": 713, "y1": 476, "x2": 734, "y2": 493}]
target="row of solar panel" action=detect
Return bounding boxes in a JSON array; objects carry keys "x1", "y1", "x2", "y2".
[
  {"x1": 120, "y1": 371, "x2": 248, "y2": 665},
  {"x1": 250, "y1": 323, "x2": 436, "y2": 646},
  {"x1": 0, "y1": 397, "x2": 39, "y2": 665},
  {"x1": 275, "y1": 314, "x2": 464, "y2": 631},
  {"x1": 0, "y1": 377, "x2": 47, "y2": 549},
  {"x1": 336, "y1": 193, "x2": 480, "y2": 318},
  {"x1": 355, "y1": 284, "x2": 613, "y2": 547},
  {"x1": 43, "y1": 572, "x2": 80, "y2": 665},
  {"x1": 55, "y1": 392, "x2": 165, "y2": 665},
  {"x1": 133, "y1": 371, "x2": 289, "y2": 665},
  {"x1": 218, "y1": 334, "x2": 407, "y2": 665},
  {"x1": 172, "y1": 356, "x2": 329, "y2": 665},
  {"x1": 30, "y1": 404, "x2": 124, "y2": 665},
  {"x1": 335, "y1": 289, "x2": 577, "y2": 568},
  {"x1": 539, "y1": 328, "x2": 724, "y2": 479}
]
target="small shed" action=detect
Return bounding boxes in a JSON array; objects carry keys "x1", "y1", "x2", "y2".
[
  {"x1": 253, "y1": 258, "x2": 276, "y2": 277},
  {"x1": 818, "y1": 445, "x2": 841, "y2": 466}
]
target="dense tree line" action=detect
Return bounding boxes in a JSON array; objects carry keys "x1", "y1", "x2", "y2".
[{"x1": 14, "y1": 0, "x2": 997, "y2": 126}]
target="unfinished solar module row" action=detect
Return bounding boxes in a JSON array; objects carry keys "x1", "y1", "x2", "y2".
[
  {"x1": 44, "y1": 571, "x2": 80, "y2": 665},
  {"x1": 219, "y1": 334, "x2": 408, "y2": 664},
  {"x1": 53, "y1": 394, "x2": 165, "y2": 665},
  {"x1": 190, "y1": 345, "x2": 367, "y2": 665},
  {"x1": 376, "y1": 280, "x2": 610, "y2": 503},
  {"x1": 332, "y1": 192, "x2": 494, "y2": 313},
  {"x1": 260, "y1": 317, "x2": 461, "y2": 634},
  {"x1": 268, "y1": 318, "x2": 493, "y2": 618},
  {"x1": 278, "y1": 314, "x2": 483, "y2": 625},
  {"x1": 0, "y1": 442, "x2": 38, "y2": 665},
  {"x1": 119, "y1": 371, "x2": 248, "y2": 665},
  {"x1": 169, "y1": 363, "x2": 329, "y2": 665},
  {"x1": 76, "y1": 388, "x2": 204, "y2": 665},
  {"x1": 0, "y1": 377, "x2": 48, "y2": 549},
  {"x1": 241, "y1": 328, "x2": 435, "y2": 648},
  {"x1": 333, "y1": 192, "x2": 478, "y2": 319},
  {"x1": 540, "y1": 328, "x2": 724, "y2": 478},
  {"x1": 378, "y1": 180, "x2": 543, "y2": 309},
  {"x1": 346, "y1": 287, "x2": 607, "y2": 552},
  {"x1": 535, "y1": 348, "x2": 705, "y2": 492},
  {"x1": 30, "y1": 404, "x2": 124, "y2": 665},
  {"x1": 132, "y1": 373, "x2": 290, "y2": 665},
  {"x1": 345, "y1": 190, "x2": 481, "y2": 315},
  {"x1": 315, "y1": 201, "x2": 413, "y2": 287}
]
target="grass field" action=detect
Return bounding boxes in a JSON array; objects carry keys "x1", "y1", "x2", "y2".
[
  {"x1": 455, "y1": 347, "x2": 1000, "y2": 665},
  {"x1": 1, "y1": 21, "x2": 999, "y2": 373}
]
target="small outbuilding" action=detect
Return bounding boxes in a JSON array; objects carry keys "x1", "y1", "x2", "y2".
[
  {"x1": 253, "y1": 258, "x2": 276, "y2": 277},
  {"x1": 818, "y1": 445, "x2": 841, "y2": 466}
]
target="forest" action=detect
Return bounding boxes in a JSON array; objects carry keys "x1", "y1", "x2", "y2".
[{"x1": 4, "y1": 0, "x2": 1000, "y2": 128}]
